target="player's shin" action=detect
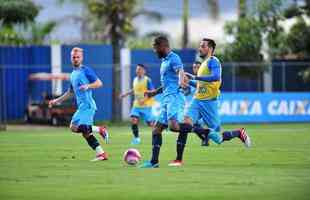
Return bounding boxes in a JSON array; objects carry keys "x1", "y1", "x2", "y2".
[
  {"x1": 222, "y1": 130, "x2": 240, "y2": 141},
  {"x1": 131, "y1": 124, "x2": 139, "y2": 138},
  {"x1": 176, "y1": 123, "x2": 192, "y2": 161},
  {"x1": 151, "y1": 132, "x2": 162, "y2": 165}
]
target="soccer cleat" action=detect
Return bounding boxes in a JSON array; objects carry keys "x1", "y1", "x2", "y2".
[
  {"x1": 131, "y1": 137, "x2": 141, "y2": 145},
  {"x1": 99, "y1": 126, "x2": 109, "y2": 144},
  {"x1": 239, "y1": 128, "x2": 251, "y2": 148},
  {"x1": 139, "y1": 161, "x2": 159, "y2": 168},
  {"x1": 91, "y1": 152, "x2": 108, "y2": 162},
  {"x1": 201, "y1": 139, "x2": 210, "y2": 147},
  {"x1": 168, "y1": 160, "x2": 183, "y2": 167}
]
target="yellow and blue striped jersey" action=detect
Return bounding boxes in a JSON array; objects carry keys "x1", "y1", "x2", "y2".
[
  {"x1": 194, "y1": 56, "x2": 221, "y2": 100},
  {"x1": 133, "y1": 76, "x2": 155, "y2": 107}
]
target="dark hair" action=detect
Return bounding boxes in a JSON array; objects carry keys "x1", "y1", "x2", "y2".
[
  {"x1": 153, "y1": 35, "x2": 169, "y2": 47},
  {"x1": 137, "y1": 63, "x2": 147, "y2": 71},
  {"x1": 194, "y1": 61, "x2": 201, "y2": 65},
  {"x1": 202, "y1": 38, "x2": 216, "y2": 52}
]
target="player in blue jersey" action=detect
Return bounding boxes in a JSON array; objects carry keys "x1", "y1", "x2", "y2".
[
  {"x1": 169, "y1": 38, "x2": 251, "y2": 167},
  {"x1": 139, "y1": 36, "x2": 186, "y2": 168},
  {"x1": 49, "y1": 47, "x2": 109, "y2": 161},
  {"x1": 119, "y1": 64, "x2": 156, "y2": 145}
]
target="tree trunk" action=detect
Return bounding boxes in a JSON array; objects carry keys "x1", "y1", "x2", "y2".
[{"x1": 182, "y1": 0, "x2": 189, "y2": 48}]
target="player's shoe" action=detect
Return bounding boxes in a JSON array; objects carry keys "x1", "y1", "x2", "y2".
[
  {"x1": 99, "y1": 126, "x2": 109, "y2": 144},
  {"x1": 168, "y1": 160, "x2": 183, "y2": 167},
  {"x1": 91, "y1": 152, "x2": 108, "y2": 162},
  {"x1": 239, "y1": 128, "x2": 251, "y2": 148},
  {"x1": 201, "y1": 139, "x2": 210, "y2": 147},
  {"x1": 131, "y1": 137, "x2": 141, "y2": 145},
  {"x1": 139, "y1": 161, "x2": 159, "y2": 168}
]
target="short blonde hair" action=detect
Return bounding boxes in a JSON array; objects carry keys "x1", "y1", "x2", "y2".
[{"x1": 71, "y1": 47, "x2": 83, "y2": 53}]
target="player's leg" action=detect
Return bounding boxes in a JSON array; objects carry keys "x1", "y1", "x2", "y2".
[
  {"x1": 222, "y1": 128, "x2": 251, "y2": 147},
  {"x1": 130, "y1": 107, "x2": 141, "y2": 144},
  {"x1": 91, "y1": 125, "x2": 109, "y2": 144},
  {"x1": 171, "y1": 101, "x2": 198, "y2": 166},
  {"x1": 70, "y1": 109, "x2": 107, "y2": 161},
  {"x1": 140, "y1": 101, "x2": 168, "y2": 168},
  {"x1": 199, "y1": 99, "x2": 223, "y2": 144},
  {"x1": 131, "y1": 116, "x2": 141, "y2": 144}
]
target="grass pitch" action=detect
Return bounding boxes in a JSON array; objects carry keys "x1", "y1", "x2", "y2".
[{"x1": 0, "y1": 123, "x2": 310, "y2": 200}]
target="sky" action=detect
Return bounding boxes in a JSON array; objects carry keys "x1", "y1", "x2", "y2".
[{"x1": 33, "y1": 0, "x2": 295, "y2": 46}]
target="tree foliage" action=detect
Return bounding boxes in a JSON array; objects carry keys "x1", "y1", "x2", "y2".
[{"x1": 0, "y1": 0, "x2": 39, "y2": 27}]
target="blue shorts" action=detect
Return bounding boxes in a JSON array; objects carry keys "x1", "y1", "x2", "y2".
[
  {"x1": 185, "y1": 98, "x2": 221, "y2": 132},
  {"x1": 130, "y1": 107, "x2": 155, "y2": 123},
  {"x1": 157, "y1": 93, "x2": 185, "y2": 125},
  {"x1": 71, "y1": 108, "x2": 96, "y2": 126}
]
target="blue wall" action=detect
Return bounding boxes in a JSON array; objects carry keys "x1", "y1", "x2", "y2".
[
  {"x1": 0, "y1": 46, "x2": 51, "y2": 120},
  {"x1": 62, "y1": 44, "x2": 113, "y2": 121}
]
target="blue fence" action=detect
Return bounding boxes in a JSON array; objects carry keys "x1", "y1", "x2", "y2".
[{"x1": 0, "y1": 46, "x2": 51, "y2": 120}]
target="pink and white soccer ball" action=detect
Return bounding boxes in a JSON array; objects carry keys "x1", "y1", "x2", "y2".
[{"x1": 123, "y1": 148, "x2": 141, "y2": 165}]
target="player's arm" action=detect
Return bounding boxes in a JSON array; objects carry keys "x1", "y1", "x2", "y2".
[
  {"x1": 119, "y1": 89, "x2": 134, "y2": 99},
  {"x1": 188, "y1": 80, "x2": 197, "y2": 87},
  {"x1": 144, "y1": 86, "x2": 163, "y2": 98},
  {"x1": 49, "y1": 86, "x2": 73, "y2": 107},
  {"x1": 186, "y1": 59, "x2": 221, "y2": 82},
  {"x1": 81, "y1": 78, "x2": 103, "y2": 90},
  {"x1": 80, "y1": 67, "x2": 102, "y2": 91},
  {"x1": 177, "y1": 68, "x2": 187, "y2": 88}
]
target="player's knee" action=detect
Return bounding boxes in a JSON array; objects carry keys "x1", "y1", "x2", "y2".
[
  {"x1": 184, "y1": 116, "x2": 193, "y2": 125},
  {"x1": 70, "y1": 124, "x2": 79, "y2": 133},
  {"x1": 78, "y1": 125, "x2": 92, "y2": 135},
  {"x1": 131, "y1": 117, "x2": 139, "y2": 124},
  {"x1": 179, "y1": 123, "x2": 193, "y2": 133},
  {"x1": 147, "y1": 121, "x2": 154, "y2": 127},
  {"x1": 152, "y1": 122, "x2": 166, "y2": 134},
  {"x1": 168, "y1": 120, "x2": 179, "y2": 132}
]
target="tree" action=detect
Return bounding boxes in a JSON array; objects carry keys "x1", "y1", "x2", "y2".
[
  {"x1": 0, "y1": 0, "x2": 39, "y2": 45},
  {"x1": 59, "y1": 0, "x2": 162, "y2": 120},
  {"x1": 27, "y1": 21, "x2": 57, "y2": 45}
]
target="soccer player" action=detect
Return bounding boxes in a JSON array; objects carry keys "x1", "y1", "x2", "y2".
[
  {"x1": 169, "y1": 38, "x2": 251, "y2": 166},
  {"x1": 119, "y1": 64, "x2": 155, "y2": 145},
  {"x1": 49, "y1": 47, "x2": 109, "y2": 161},
  {"x1": 139, "y1": 36, "x2": 186, "y2": 168},
  {"x1": 183, "y1": 61, "x2": 210, "y2": 146}
]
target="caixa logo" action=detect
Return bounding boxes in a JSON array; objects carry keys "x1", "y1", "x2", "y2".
[{"x1": 267, "y1": 100, "x2": 310, "y2": 115}]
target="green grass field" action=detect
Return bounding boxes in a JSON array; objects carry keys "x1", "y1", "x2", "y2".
[{"x1": 0, "y1": 123, "x2": 310, "y2": 200}]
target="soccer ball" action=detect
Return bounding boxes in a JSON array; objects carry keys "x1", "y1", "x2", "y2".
[{"x1": 123, "y1": 148, "x2": 141, "y2": 166}]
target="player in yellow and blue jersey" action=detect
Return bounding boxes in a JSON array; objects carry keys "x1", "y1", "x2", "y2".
[
  {"x1": 119, "y1": 64, "x2": 155, "y2": 145},
  {"x1": 140, "y1": 36, "x2": 186, "y2": 168},
  {"x1": 49, "y1": 47, "x2": 109, "y2": 162},
  {"x1": 183, "y1": 61, "x2": 210, "y2": 146},
  {"x1": 169, "y1": 38, "x2": 251, "y2": 167}
]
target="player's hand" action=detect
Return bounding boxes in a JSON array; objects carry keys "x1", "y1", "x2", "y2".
[
  {"x1": 144, "y1": 91, "x2": 156, "y2": 98},
  {"x1": 79, "y1": 84, "x2": 89, "y2": 91},
  {"x1": 48, "y1": 99, "x2": 58, "y2": 107},
  {"x1": 185, "y1": 72, "x2": 195, "y2": 80}
]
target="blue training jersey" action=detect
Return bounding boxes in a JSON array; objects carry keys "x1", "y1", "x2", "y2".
[
  {"x1": 70, "y1": 65, "x2": 98, "y2": 110},
  {"x1": 160, "y1": 51, "x2": 183, "y2": 96}
]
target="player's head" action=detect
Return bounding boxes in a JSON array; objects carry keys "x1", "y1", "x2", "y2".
[
  {"x1": 136, "y1": 64, "x2": 146, "y2": 77},
  {"x1": 199, "y1": 38, "x2": 216, "y2": 58},
  {"x1": 71, "y1": 47, "x2": 83, "y2": 67},
  {"x1": 153, "y1": 35, "x2": 170, "y2": 58},
  {"x1": 192, "y1": 61, "x2": 201, "y2": 75}
]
